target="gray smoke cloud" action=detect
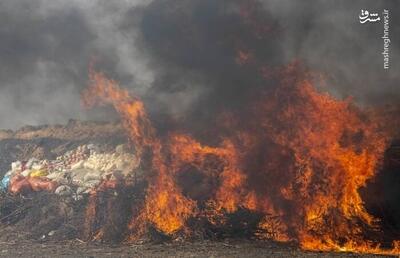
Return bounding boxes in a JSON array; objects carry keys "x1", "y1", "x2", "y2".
[
  {"x1": 0, "y1": 0, "x2": 398, "y2": 129},
  {"x1": 265, "y1": 0, "x2": 400, "y2": 104},
  {"x1": 0, "y1": 0, "x2": 154, "y2": 129}
]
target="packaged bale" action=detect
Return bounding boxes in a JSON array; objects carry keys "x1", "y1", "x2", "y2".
[
  {"x1": 21, "y1": 169, "x2": 32, "y2": 177},
  {"x1": 25, "y1": 158, "x2": 39, "y2": 169},
  {"x1": 11, "y1": 161, "x2": 22, "y2": 172},
  {"x1": 83, "y1": 180, "x2": 101, "y2": 189},
  {"x1": 30, "y1": 169, "x2": 48, "y2": 178},
  {"x1": 83, "y1": 171, "x2": 102, "y2": 183},
  {"x1": 0, "y1": 174, "x2": 10, "y2": 191},
  {"x1": 54, "y1": 185, "x2": 72, "y2": 196},
  {"x1": 70, "y1": 168, "x2": 94, "y2": 186},
  {"x1": 28, "y1": 177, "x2": 58, "y2": 192},
  {"x1": 76, "y1": 186, "x2": 90, "y2": 195},
  {"x1": 71, "y1": 160, "x2": 84, "y2": 170},
  {"x1": 46, "y1": 171, "x2": 70, "y2": 185},
  {"x1": 9, "y1": 175, "x2": 32, "y2": 194}
]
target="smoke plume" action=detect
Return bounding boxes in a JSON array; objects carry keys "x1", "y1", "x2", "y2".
[{"x1": 0, "y1": 0, "x2": 398, "y2": 129}]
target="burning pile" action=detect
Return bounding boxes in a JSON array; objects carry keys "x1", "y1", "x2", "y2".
[
  {"x1": 0, "y1": 66, "x2": 398, "y2": 255},
  {"x1": 0, "y1": 0, "x2": 399, "y2": 255},
  {"x1": 78, "y1": 64, "x2": 399, "y2": 255}
]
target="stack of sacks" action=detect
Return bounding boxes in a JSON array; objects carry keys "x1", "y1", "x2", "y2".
[
  {"x1": 9, "y1": 174, "x2": 57, "y2": 194},
  {"x1": 49, "y1": 144, "x2": 139, "y2": 197},
  {"x1": 47, "y1": 144, "x2": 93, "y2": 173},
  {"x1": 0, "y1": 144, "x2": 140, "y2": 199},
  {"x1": 1, "y1": 158, "x2": 56, "y2": 193}
]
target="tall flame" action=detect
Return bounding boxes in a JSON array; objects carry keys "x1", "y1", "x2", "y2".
[
  {"x1": 83, "y1": 69, "x2": 196, "y2": 234},
  {"x1": 82, "y1": 64, "x2": 399, "y2": 255}
]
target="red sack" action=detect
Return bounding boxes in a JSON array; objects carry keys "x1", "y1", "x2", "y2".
[
  {"x1": 91, "y1": 179, "x2": 119, "y2": 194},
  {"x1": 103, "y1": 179, "x2": 118, "y2": 189},
  {"x1": 10, "y1": 174, "x2": 23, "y2": 185},
  {"x1": 28, "y1": 177, "x2": 58, "y2": 192},
  {"x1": 9, "y1": 175, "x2": 32, "y2": 194}
]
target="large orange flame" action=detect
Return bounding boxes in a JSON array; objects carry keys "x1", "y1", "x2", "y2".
[{"x1": 82, "y1": 64, "x2": 399, "y2": 255}]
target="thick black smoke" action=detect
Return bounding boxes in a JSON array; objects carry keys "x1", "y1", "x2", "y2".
[{"x1": 0, "y1": 0, "x2": 399, "y2": 129}]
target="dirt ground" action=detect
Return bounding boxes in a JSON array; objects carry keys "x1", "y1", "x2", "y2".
[{"x1": 0, "y1": 239, "x2": 393, "y2": 258}]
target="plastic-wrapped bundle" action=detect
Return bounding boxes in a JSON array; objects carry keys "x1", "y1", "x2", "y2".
[{"x1": 1, "y1": 144, "x2": 139, "y2": 198}]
